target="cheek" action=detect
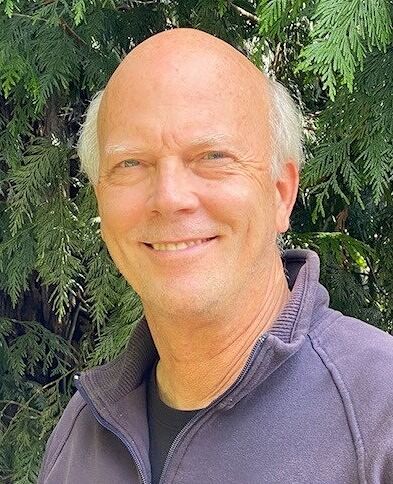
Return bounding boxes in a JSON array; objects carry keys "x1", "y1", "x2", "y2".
[
  {"x1": 235, "y1": 179, "x2": 277, "y2": 245},
  {"x1": 97, "y1": 187, "x2": 146, "y2": 235},
  {"x1": 204, "y1": 175, "x2": 277, "y2": 244},
  {"x1": 216, "y1": 174, "x2": 275, "y2": 217}
]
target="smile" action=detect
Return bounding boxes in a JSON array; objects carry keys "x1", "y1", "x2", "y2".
[{"x1": 145, "y1": 237, "x2": 216, "y2": 252}]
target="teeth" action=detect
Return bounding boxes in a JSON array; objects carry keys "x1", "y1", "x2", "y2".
[{"x1": 151, "y1": 239, "x2": 210, "y2": 251}]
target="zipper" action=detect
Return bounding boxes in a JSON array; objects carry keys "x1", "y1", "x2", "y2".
[
  {"x1": 74, "y1": 374, "x2": 149, "y2": 484},
  {"x1": 158, "y1": 332, "x2": 269, "y2": 483}
]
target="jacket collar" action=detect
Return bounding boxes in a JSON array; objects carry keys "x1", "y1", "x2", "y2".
[{"x1": 78, "y1": 249, "x2": 325, "y2": 406}]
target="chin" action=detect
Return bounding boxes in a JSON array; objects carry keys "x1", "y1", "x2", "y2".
[{"x1": 141, "y1": 279, "x2": 223, "y2": 316}]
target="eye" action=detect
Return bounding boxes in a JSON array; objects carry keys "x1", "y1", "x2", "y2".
[
  {"x1": 203, "y1": 151, "x2": 227, "y2": 160},
  {"x1": 121, "y1": 159, "x2": 140, "y2": 168}
]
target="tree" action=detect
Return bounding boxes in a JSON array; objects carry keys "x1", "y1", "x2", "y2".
[{"x1": 0, "y1": 0, "x2": 392, "y2": 481}]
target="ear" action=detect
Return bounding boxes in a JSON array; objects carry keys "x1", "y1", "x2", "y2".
[{"x1": 274, "y1": 160, "x2": 299, "y2": 233}]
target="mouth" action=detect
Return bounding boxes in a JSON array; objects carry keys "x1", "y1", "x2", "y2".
[{"x1": 143, "y1": 237, "x2": 217, "y2": 252}]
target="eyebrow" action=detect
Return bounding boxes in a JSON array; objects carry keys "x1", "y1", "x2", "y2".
[
  {"x1": 104, "y1": 134, "x2": 237, "y2": 156},
  {"x1": 105, "y1": 144, "x2": 144, "y2": 155}
]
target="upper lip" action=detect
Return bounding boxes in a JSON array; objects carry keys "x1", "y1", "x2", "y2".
[{"x1": 143, "y1": 237, "x2": 216, "y2": 245}]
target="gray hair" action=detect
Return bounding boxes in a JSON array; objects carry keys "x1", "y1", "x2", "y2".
[
  {"x1": 77, "y1": 78, "x2": 303, "y2": 185},
  {"x1": 267, "y1": 79, "x2": 304, "y2": 179},
  {"x1": 78, "y1": 90, "x2": 104, "y2": 185}
]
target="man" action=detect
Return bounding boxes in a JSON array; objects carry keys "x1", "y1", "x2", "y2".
[{"x1": 38, "y1": 29, "x2": 393, "y2": 484}]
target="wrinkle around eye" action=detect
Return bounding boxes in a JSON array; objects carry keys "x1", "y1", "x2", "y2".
[
  {"x1": 193, "y1": 151, "x2": 235, "y2": 168},
  {"x1": 119, "y1": 158, "x2": 142, "y2": 168},
  {"x1": 101, "y1": 158, "x2": 149, "y2": 186},
  {"x1": 202, "y1": 151, "x2": 229, "y2": 160}
]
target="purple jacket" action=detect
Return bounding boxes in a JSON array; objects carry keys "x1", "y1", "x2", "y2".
[{"x1": 38, "y1": 250, "x2": 393, "y2": 483}]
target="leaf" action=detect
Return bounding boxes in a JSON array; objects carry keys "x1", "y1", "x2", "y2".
[{"x1": 297, "y1": 0, "x2": 392, "y2": 98}]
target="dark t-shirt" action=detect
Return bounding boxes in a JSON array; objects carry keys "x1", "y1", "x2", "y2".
[{"x1": 146, "y1": 362, "x2": 199, "y2": 484}]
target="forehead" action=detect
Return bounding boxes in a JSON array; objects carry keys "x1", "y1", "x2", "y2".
[{"x1": 98, "y1": 46, "x2": 272, "y2": 155}]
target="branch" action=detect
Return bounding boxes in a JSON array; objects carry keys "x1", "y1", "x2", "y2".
[
  {"x1": 12, "y1": 13, "x2": 50, "y2": 23},
  {"x1": 59, "y1": 19, "x2": 89, "y2": 47},
  {"x1": 12, "y1": 12, "x2": 89, "y2": 48},
  {"x1": 67, "y1": 302, "x2": 81, "y2": 343},
  {"x1": 0, "y1": 400, "x2": 41, "y2": 415},
  {"x1": 118, "y1": 0, "x2": 160, "y2": 9},
  {"x1": 231, "y1": 3, "x2": 259, "y2": 24}
]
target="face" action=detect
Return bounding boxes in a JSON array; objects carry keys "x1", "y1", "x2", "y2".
[{"x1": 95, "y1": 36, "x2": 298, "y2": 315}]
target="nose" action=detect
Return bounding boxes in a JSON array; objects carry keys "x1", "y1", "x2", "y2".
[{"x1": 146, "y1": 157, "x2": 200, "y2": 216}]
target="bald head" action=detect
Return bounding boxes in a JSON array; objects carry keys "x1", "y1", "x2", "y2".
[
  {"x1": 99, "y1": 29, "x2": 271, "y2": 157},
  {"x1": 105, "y1": 28, "x2": 267, "y2": 98},
  {"x1": 78, "y1": 28, "x2": 303, "y2": 184}
]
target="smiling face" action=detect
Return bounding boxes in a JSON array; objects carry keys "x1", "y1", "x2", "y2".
[{"x1": 95, "y1": 29, "x2": 298, "y2": 316}]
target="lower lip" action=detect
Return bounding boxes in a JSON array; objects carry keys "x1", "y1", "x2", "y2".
[{"x1": 142, "y1": 237, "x2": 217, "y2": 257}]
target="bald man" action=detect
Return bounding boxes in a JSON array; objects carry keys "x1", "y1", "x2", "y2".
[{"x1": 38, "y1": 29, "x2": 393, "y2": 484}]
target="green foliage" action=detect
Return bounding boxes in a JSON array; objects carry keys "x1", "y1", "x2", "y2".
[
  {"x1": 7, "y1": 140, "x2": 69, "y2": 234},
  {"x1": 298, "y1": 0, "x2": 392, "y2": 96},
  {"x1": 0, "y1": 318, "x2": 76, "y2": 482},
  {"x1": 259, "y1": 0, "x2": 392, "y2": 331},
  {"x1": 302, "y1": 48, "x2": 393, "y2": 216},
  {"x1": 0, "y1": 0, "x2": 392, "y2": 481},
  {"x1": 87, "y1": 283, "x2": 143, "y2": 366},
  {"x1": 287, "y1": 231, "x2": 381, "y2": 324},
  {"x1": 257, "y1": 0, "x2": 307, "y2": 39}
]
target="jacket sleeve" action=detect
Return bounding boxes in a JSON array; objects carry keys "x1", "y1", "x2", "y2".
[
  {"x1": 312, "y1": 314, "x2": 393, "y2": 484},
  {"x1": 368, "y1": 425, "x2": 393, "y2": 484},
  {"x1": 38, "y1": 391, "x2": 87, "y2": 484}
]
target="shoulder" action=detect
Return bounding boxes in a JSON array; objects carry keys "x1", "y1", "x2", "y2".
[
  {"x1": 310, "y1": 311, "x2": 393, "y2": 375},
  {"x1": 38, "y1": 391, "x2": 89, "y2": 483},
  {"x1": 309, "y1": 310, "x2": 393, "y2": 395},
  {"x1": 309, "y1": 311, "x2": 393, "y2": 471}
]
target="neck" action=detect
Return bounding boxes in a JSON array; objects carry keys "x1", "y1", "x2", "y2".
[{"x1": 144, "y1": 255, "x2": 290, "y2": 410}]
